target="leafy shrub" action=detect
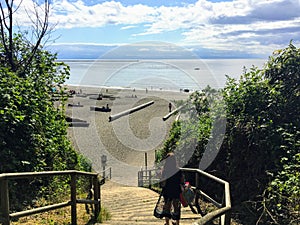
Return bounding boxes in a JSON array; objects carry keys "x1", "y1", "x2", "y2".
[
  {"x1": 0, "y1": 33, "x2": 90, "y2": 211},
  {"x1": 156, "y1": 42, "x2": 300, "y2": 224}
]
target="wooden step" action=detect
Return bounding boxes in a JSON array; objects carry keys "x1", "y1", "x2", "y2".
[{"x1": 97, "y1": 181, "x2": 202, "y2": 225}]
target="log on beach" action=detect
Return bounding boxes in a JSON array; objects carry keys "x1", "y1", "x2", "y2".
[
  {"x1": 109, "y1": 100, "x2": 154, "y2": 122},
  {"x1": 162, "y1": 104, "x2": 186, "y2": 121},
  {"x1": 66, "y1": 117, "x2": 89, "y2": 127},
  {"x1": 89, "y1": 94, "x2": 116, "y2": 100},
  {"x1": 66, "y1": 117, "x2": 87, "y2": 123},
  {"x1": 68, "y1": 122, "x2": 90, "y2": 127},
  {"x1": 68, "y1": 103, "x2": 84, "y2": 107},
  {"x1": 76, "y1": 93, "x2": 87, "y2": 97},
  {"x1": 90, "y1": 106, "x2": 112, "y2": 112}
]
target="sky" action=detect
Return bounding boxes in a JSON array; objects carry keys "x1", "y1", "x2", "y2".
[{"x1": 11, "y1": 0, "x2": 300, "y2": 59}]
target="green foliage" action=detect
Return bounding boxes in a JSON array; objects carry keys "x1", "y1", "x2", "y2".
[
  {"x1": 156, "y1": 42, "x2": 299, "y2": 224},
  {"x1": 218, "y1": 43, "x2": 299, "y2": 224},
  {"x1": 0, "y1": 34, "x2": 75, "y2": 173},
  {"x1": 155, "y1": 86, "x2": 222, "y2": 168},
  {"x1": 155, "y1": 120, "x2": 182, "y2": 163},
  {"x1": 264, "y1": 153, "x2": 300, "y2": 224},
  {"x1": 0, "y1": 33, "x2": 90, "y2": 211},
  {"x1": 258, "y1": 43, "x2": 300, "y2": 225},
  {"x1": 97, "y1": 207, "x2": 112, "y2": 223}
]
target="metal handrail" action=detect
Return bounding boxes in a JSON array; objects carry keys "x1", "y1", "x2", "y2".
[{"x1": 0, "y1": 170, "x2": 101, "y2": 225}]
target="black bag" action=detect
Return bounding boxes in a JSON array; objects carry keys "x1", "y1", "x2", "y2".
[{"x1": 153, "y1": 191, "x2": 165, "y2": 219}]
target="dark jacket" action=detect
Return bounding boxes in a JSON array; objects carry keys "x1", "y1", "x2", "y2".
[{"x1": 163, "y1": 170, "x2": 182, "y2": 199}]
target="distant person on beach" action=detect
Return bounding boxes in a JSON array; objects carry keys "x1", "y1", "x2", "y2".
[
  {"x1": 168, "y1": 103, "x2": 172, "y2": 112},
  {"x1": 160, "y1": 153, "x2": 183, "y2": 225}
]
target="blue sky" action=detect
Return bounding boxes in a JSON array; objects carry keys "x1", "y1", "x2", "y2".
[{"x1": 12, "y1": 0, "x2": 300, "y2": 58}]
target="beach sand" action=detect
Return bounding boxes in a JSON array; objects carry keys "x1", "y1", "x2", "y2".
[{"x1": 66, "y1": 86, "x2": 190, "y2": 185}]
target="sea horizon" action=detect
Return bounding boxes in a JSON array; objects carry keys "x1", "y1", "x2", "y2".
[{"x1": 63, "y1": 58, "x2": 267, "y2": 91}]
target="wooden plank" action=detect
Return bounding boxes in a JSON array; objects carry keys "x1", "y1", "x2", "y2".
[
  {"x1": 180, "y1": 167, "x2": 228, "y2": 185},
  {"x1": 0, "y1": 179, "x2": 10, "y2": 225},
  {"x1": 198, "y1": 190, "x2": 222, "y2": 208},
  {"x1": 93, "y1": 177, "x2": 101, "y2": 220},
  {"x1": 0, "y1": 171, "x2": 100, "y2": 225},
  {"x1": 193, "y1": 207, "x2": 231, "y2": 225},
  {"x1": 10, "y1": 202, "x2": 70, "y2": 218},
  {"x1": 0, "y1": 171, "x2": 98, "y2": 180},
  {"x1": 70, "y1": 174, "x2": 77, "y2": 225}
]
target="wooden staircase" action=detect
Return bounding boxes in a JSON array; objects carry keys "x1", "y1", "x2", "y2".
[{"x1": 98, "y1": 181, "x2": 202, "y2": 225}]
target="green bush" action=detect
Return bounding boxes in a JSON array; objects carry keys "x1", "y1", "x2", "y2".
[
  {"x1": 156, "y1": 42, "x2": 300, "y2": 224},
  {"x1": 0, "y1": 33, "x2": 90, "y2": 211}
]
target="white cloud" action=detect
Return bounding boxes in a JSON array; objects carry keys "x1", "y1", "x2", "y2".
[
  {"x1": 121, "y1": 25, "x2": 137, "y2": 30},
  {"x1": 7, "y1": 0, "x2": 300, "y2": 57},
  {"x1": 49, "y1": 0, "x2": 157, "y2": 28}
]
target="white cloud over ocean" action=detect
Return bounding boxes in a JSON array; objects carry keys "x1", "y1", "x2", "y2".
[{"x1": 9, "y1": 0, "x2": 300, "y2": 58}]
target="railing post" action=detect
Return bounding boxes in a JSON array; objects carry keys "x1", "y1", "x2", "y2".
[
  {"x1": 220, "y1": 183, "x2": 231, "y2": 225},
  {"x1": 70, "y1": 173, "x2": 77, "y2": 225},
  {"x1": 223, "y1": 182, "x2": 231, "y2": 225},
  {"x1": 149, "y1": 170, "x2": 152, "y2": 189},
  {"x1": 220, "y1": 210, "x2": 231, "y2": 225},
  {"x1": 195, "y1": 172, "x2": 199, "y2": 188},
  {"x1": 138, "y1": 170, "x2": 143, "y2": 187},
  {"x1": 137, "y1": 171, "x2": 141, "y2": 186},
  {"x1": 223, "y1": 210, "x2": 231, "y2": 225},
  {"x1": 93, "y1": 176, "x2": 100, "y2": 221},
  {"x1": 0, "y1": 179, "x2": 10, "y2": 225}
]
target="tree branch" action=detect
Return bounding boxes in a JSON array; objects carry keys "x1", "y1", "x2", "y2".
[{"x1": 22, "y1": 0, "x2": 50, "y2": 73}]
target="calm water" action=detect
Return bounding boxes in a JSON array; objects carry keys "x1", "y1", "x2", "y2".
[{"x1": 63, "y1": 59, "x2": 266, "y2": 91}]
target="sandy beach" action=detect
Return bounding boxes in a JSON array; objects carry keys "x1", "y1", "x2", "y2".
[{"x1": 66, "y1": 86, "x2": 190, "y2": 185}]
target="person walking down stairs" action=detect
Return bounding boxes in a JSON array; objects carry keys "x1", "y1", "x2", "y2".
[{"x1": 159, "y1": 153, "x2": 184, "y2": 225}]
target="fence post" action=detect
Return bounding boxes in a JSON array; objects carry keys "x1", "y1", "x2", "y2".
[
  {"x1": 149, "y1": 170, "x2": 152, "y2": 189},
  {"x1": 195, "y1": 172, "x2": 199, "y2": 188},
  {"x1": 138, "y1": 170, "x2": 143, "y2": 187},
  {"x1": 219, "y1": 183, "x2": 231, "y2": 225},
  {"x1": 70, "y1": 173, "x2": 77, "y2": 225},
  {"x1": 93, "y1": 175, "x2": 100, "y2": 220},
  {"x1": 223, "y1": 182, "x2": 231, "y2": 225},
  {"x1": 0, "y1": 179, "x2": 10, "y2": 225},
  {"x1": 223, "y1": 210, "x2": 231, "y2": 225}
]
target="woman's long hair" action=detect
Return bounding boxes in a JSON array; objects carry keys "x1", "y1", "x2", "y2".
[{"x1": 162, "y1": 152, "x2": 179, "y2": 179}]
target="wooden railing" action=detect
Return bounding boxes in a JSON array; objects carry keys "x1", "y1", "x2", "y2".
[
  {"x1": 0, "y1": 170, "x2": 101, "y2": 225},
  {"x1": 138, "y1": 168, "x2": 160, "y2": 187},
  {"x1": 100, "y1": 167, "x2": 112, "y2": 180},
  {"x1": 138, "y1": 167, "x2": 231, "y2": 225}
]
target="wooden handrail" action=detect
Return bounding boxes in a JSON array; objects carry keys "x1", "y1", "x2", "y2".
[
  {"x1": 180, "y1": 168, "x2": 231, "y2": 225},
  {"x1": 100, "y1": 167, "x2": 112, "y2": 179},
  {"x1": 138, "y1": 167, "x2": 231, "y2": 225},
  {"x1": 9, "y1": 202, "x2": 71, "y2": 218},
  {"x1": 0, "y1": 170, "x2": 101, "y2": 225},
  {"x1": 0, "y1": 170, "x2": 98, "y2": 180}
]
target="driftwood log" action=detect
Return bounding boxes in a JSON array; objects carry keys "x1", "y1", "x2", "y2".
[{"x1": 109, "y1": 101, "x2": 154, "y2": 122}]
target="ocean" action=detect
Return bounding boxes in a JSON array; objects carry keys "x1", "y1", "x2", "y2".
[{"x1": 63, "y1": 59, "x2": 266, "y2": 91}]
